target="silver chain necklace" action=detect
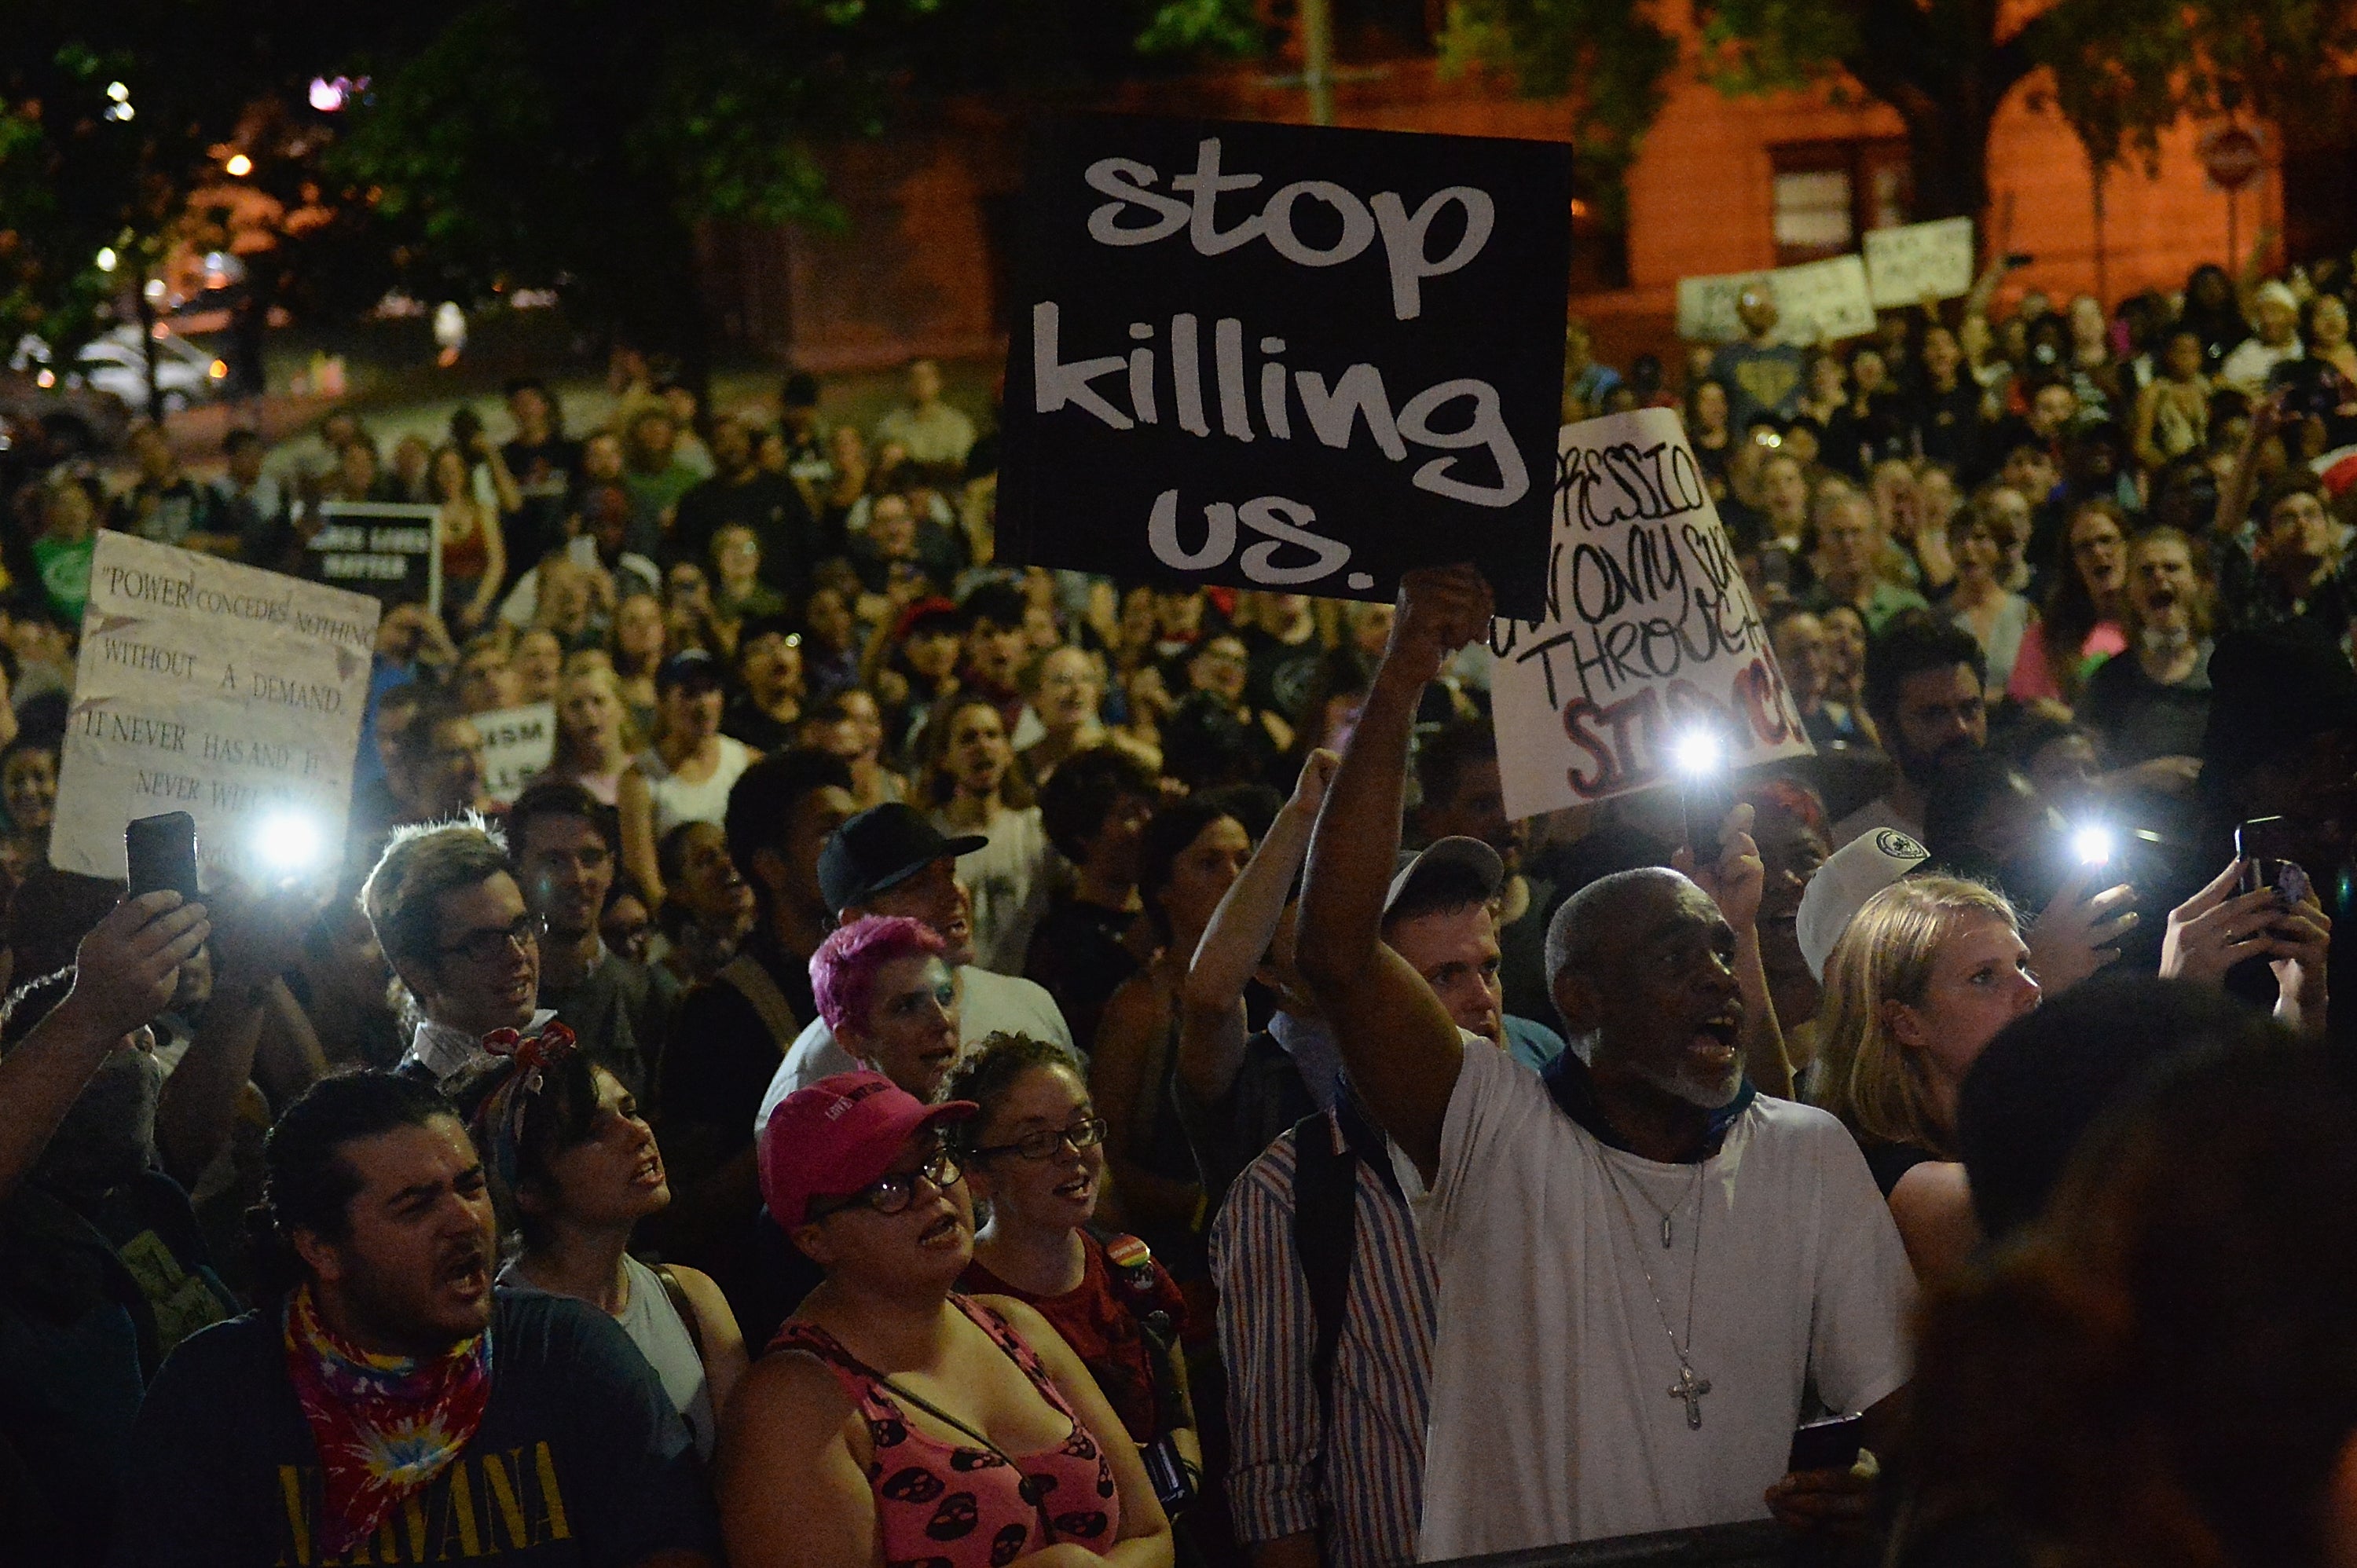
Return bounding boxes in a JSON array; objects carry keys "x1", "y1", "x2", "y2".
[
  {"x1": 1614, "y1": 1161, "x2": 1701, "y2": 1247},
  {"x1": 1603, "y1": 1158, "x2": 1711, "y2": 1429}
]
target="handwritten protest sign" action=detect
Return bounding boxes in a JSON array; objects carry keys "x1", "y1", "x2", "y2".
[
  {"x1": 301, "y1": 500, "x2": 443, "y2": 617},
  {"x1": 475, "y1": 702, "x2": 556, "y2": 803},
  {"x1": 1864, "y1": 217, "x2": 1976, "y2": 308},
  {"x1": 53, "y1": 534, "x2": 381, "y2": 881},
  {"x1": 1676, "y1": 256, "x2": 1876, "y2": 346},
  {"x1": 998, "y1": 114, "x2": 1572, "y2": 619},
  {"x1": 1487, "y1": 408, "x2": 1812, "y2": 820}
]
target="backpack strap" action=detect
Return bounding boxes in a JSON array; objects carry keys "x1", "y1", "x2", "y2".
[
  {"x1": 716, "y1": 952, "x2": 801, "y2": 1052},
  {"x1": 1094, "y1": 1231, "x2": 1193, "y2": 1436},
  {"x1": 1288, "y1": 1111, "x2": 1361, "y2": 1428}
]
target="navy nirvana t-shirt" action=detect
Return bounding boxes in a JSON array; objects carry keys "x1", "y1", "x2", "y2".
[{"x1": 107, "y1": 1293, "x2": 717, "y2": 1566}]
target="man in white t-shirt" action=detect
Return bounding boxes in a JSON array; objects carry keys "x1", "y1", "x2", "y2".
[
  {"x1": 753, "y1": 802, "x2": 1071, "y2": 1134},
  {"x1": 1296, "y1": 566, "x2": 1915, "y2": 1560}
]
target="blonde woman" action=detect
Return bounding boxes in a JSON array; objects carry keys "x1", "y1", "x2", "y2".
[
  {"x1": 1813, "y1": 875, "x2": 2040, "y2": 1282},
  {"x1": 544, "y1": 665, "x2": 639, "y2": 806}
]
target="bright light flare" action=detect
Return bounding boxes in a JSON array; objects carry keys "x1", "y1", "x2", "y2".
[
  {"x1": 95, "y1": 247, "x2": 116, "y2": 272},
  {"x1": 253, "y1": 811, "x2": 326, "y2": 875},
  {"x1": 224, "y1": 152, "x2": 253, "y2": 177},
  {"x1": 1672, "y1": 729, "x2": 1724, "y2": 779},
  {"x1": 2072, "y1": 824, "x2": 2116, "y2": 866}
]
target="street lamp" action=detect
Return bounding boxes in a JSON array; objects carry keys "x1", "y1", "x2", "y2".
[{"x1": 225, "y1": 152, "x2": 253, "y2": 178}]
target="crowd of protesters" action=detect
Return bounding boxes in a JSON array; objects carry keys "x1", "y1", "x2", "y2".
[{"x1": 2, "y1": 234, "x2": 2356, "y2": 1568}]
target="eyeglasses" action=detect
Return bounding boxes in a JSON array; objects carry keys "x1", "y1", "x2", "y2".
[
  {"x1": 967, "y1": 1116, "x2": 1109, "y2": 1163},
  {"x1": 809, "y1": 1148, "x2": 963, "y2": 1221},
  {"x1": 437, "y1": 913, "x2": 541, "y2": 964}
]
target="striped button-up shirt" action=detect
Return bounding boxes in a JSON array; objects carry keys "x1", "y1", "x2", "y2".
[{"x1": 1211, "y1": 1112, "x2": 1438, "y2": 1568}]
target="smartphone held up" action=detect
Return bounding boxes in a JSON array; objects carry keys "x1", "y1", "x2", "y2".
[{"x1": 123, "y1": 805, "x2": 333, "y2": 902}]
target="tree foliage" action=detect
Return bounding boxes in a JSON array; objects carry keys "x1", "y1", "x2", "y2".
[
  {"x1": 1450, "y1": 0, "x2": 2357, "y2": 230},
  {"x1": 0, "y1": 0, "x2": 1256, "y2": 361},
  {"x1": 1439, "y1": 0, "x2": 1676, "y2": 222}
]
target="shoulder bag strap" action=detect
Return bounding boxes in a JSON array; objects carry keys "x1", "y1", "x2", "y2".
[
  {"x1": 816, "y1": 1331, "x2": 1060, "y2": 1547},
  {"x1": 652, "y1": 1264, "x2": 707, "y2": 1361},
  {"x1": 1288, "y1": 1111, "x2": 1361, "y2": 1431},
  {"x1": 717, "y1": 952, "x2": 802, "y2": 1052}
]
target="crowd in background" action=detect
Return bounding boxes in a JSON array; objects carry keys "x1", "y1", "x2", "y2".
[{"x1": 2, "y1": 230, "x2": 2357, "y2": 1568}]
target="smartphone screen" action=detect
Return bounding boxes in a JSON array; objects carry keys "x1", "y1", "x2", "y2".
[
  {"x1": 1788, "y1": 1412, "x2": 1864, "y2": 1474},
  {"x1": 2236, "y1": 816, "x2": 2300, "y2": 898},
  {"x1": 125, "y1": 811, "x2": 201, "y2": 902}
]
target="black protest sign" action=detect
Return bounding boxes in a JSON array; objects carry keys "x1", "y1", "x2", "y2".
[
  {"x1": 1486, "y1": 408, "x2": 1811, "y2": 819},
  {"x1": 998, "y1": 114, "x2": 1571, "y2": 619},
  {"x1": 302, "y1": 502, "x2": 443, "y2": 616}
]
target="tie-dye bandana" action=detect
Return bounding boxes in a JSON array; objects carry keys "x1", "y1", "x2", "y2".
[{"x1": 282, "y1": 1283, "x2": 493, "y2": 1554}]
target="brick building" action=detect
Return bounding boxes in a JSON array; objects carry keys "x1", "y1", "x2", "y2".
[{"x1": 702, "y1": 2, "x2": 2350, "y2": 374}]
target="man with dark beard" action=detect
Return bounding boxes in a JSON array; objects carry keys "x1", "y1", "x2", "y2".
[
  {"x1": 1833, "y1": 614, "x2": 1990, "y2": 846},
  {"x1": 1296, "y1": 565, "x2": 1912, "y2": 1556},
  {"x1": 108, "y1": 1072, "x2": 717, "y2": 1567}
]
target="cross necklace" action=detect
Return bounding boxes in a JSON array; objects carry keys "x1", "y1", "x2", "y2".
[{"x1": 1604, "y1": 1158, "x2": 1711, "y2": 1429}]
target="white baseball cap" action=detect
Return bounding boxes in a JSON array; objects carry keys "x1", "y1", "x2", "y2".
[
  {"x1": 1384, "y1": 837, "x2": 1505, "y2": 923},
  {"x1": 1797, "y1": 827, "x2": 1930, "y2": 982}
]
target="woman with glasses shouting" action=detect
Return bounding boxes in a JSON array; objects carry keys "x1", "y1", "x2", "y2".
[
  {"x1": 721, "y1": 1070, "x2": 1175, "y2": 1568},
  {"x1": 949, "y1": 1035, "x2": 1200, "y2": 1491}
]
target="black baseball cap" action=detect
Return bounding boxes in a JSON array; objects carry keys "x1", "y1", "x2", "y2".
[
  {"x1": 735, "y1": 613, "x2": 800, "y2": 661},
  {"x1": 656, "y1": 647, "x2": 723, "y2": 692},
  {"x1": 818, "y1": 803, "x2": 986, "y2": 916}
]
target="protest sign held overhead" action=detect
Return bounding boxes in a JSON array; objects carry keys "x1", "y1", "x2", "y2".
[
  {"x1": 1676, "y1": 256, "x2": 1876, "y2": 346},
  {"x1": 1487, "y1": 407, "x2": 1812, "y2": 820},
  {"x1": 53, "y1": 534, "x2": 382, "y2": 882},
  {"x1": 1864, "y1": 217, "x2": 1977, "y2": 308},
  {"x1": 300, "y1": 500, "x2": 444, "y2": 617},
  {"x1": 475, "y1": 702, "x2": 557, "y2": 803},
  {"x1": 998, "y1": 114, "x2": 1572, "y2": 620}
]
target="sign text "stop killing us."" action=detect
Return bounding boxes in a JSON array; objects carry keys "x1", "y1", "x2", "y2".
[{"x1": 999, "y1": 115, "x2": 1571, "y2": 618}]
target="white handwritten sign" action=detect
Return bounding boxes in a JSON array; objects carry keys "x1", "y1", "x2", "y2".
[
  {"x1": 475, "y1": 702, "x2": 556, "y2": 803},
  {"x1": 1676, "y1": 256, "x2": 1877, "y2": 346},
  {"x1": 1487, "y1": 408, "x2": 1813, "y2": 819},
  {"x1": 1864, "y1": 217, "x2": 1976, "y2": 309},
  {"x1": 53, "y1": 533, "x2": 381, "y2": 881}
]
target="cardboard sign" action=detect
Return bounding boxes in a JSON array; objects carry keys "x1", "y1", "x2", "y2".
[
  {"x1": 53, "y1": 534, "x2": 381, "y2": 881},
  {"x1": 1677, "y1": 256, "x2": 1876, "y2": 346},
  {"x1": 475, "y1": 702, "x2": 556, "y2": 803},
  {"x1": 1864, "y1": 217, "x2": 1976, "y2": 308},
  {"x1": 997, "y1": 114, "x2": 1573, "y2": 619},
  {"x1": 1487, "y1": 408, "x2": 1812, "y2": 820},
  {"x1": 302, "y1": 501, "x2": 443, "y2": 616}
]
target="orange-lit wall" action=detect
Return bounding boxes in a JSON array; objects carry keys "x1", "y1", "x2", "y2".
[
  {"x1": 1622, "y1": 60, "x2": 2284, "y2": 308},
  {"x1": 710, "y1": 30, "x2": 2290, "y2": 372}
]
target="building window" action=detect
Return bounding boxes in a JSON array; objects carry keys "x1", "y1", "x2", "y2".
[
  {"x1": 1769, "y1": 140, "x2": 1913, "y2": 265},
  {"x1": 1773, "y1": 169, "x2": 1855, "y2": 255}
]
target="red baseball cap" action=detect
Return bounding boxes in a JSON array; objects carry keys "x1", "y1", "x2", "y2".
[{"x1": 758, "y1": 1071, "x2": 977, "y2": 1229}]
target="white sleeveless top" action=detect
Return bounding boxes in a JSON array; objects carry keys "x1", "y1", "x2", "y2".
[
  {"x1": 636, "y1": 736, "x2": 754, "y2": 839},
  {"x1": 500, "y1": 1254, "x2": 717, "y2": 1460}
]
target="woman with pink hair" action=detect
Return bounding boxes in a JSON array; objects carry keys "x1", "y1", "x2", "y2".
[{"x1": 811, "y1": 914, "x2": 962, "y2": 1101}]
